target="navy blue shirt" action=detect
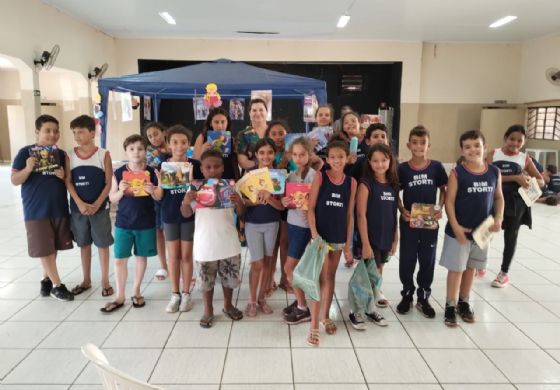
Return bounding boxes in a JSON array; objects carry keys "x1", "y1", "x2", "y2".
[
  {"x1": 114, "y1": 165, "x2": 158, "y2": 230},
  {"x1": 398, "y1": 160, "x2": 448, "y2": 211},
  {"x1": 245, "y1": 203, "x2": 282, "y2": 224},
  {"x1": 315, "y1": 170, "x2": 353, "y2": 244},
  {"x1": 12, "y1": 145, "x2": 69, "y2": 221},
  {"x1": 201, "y1": 133, "x2": 239, "y2": 180},
  {"x1": 445, "y1": 164, "x2": 500, "y2": 240},
  {"x1": 362, "y1": 177, "x2": 398, "y2": 251},
  {"x1": 548, "y1": 175, "x2": 560, "y2": 193}
]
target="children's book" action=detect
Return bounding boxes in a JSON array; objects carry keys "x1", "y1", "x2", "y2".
[
  {"x1": 285, "y1": 133, "x2": 307, "y2": 149},
  {"x1": 409, "y1": 203, "x2": 440, "y2": 229},
  {"x1": 122, "y1": 170, "x2": 150, "y2": 197},
  {"x1": 207, "y1": 130, "x2": 232, "y2": 154},
  {"x1": 269, "y1": 169, "x2": 287, "y2": 195},
  {"x1": 29, "y1": 145, "x2": 60, "y2": 172},
  {"x1": 285, "y1": 182, "x2": 311, "y2": 210},
  {"x1": 473, "y1": 215, "x2": 496, "y2": 250},
  {"x1": 518, "y1": 176, "x2": 542, "y2": 207},
  {"x1": 191, "y1": 179, "x2": 236, "y2": 209},
  {"x1": 236, "y1": 167, "x2": 274, "y2": 203},
  {"x1": 308, "y1": 126, "x2": 333, "y2": 151},
  {"x1": 160, "y1": 161, "x2": 191, "y2": 189}
]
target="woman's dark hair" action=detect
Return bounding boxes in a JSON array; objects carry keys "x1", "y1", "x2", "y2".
[
  {"x1": 504, "y1": 124, "x2": 526, "y2": 139},
  {"x1": 142, "y1": 121, "x2": 166, "y2": 134},
  {"x1": 265, "y1": 120, "x2": 290, "y2": 138},
  {"x1": 460, "y1": 129, "x2": 485, "y2": 148},
  {"x1": 363, "y1": 143, "x2": 399, "y2": 190},
  {"x1": 254, "y1": 137, "x2": 276, "y2": 154},
  {"x1": 339, "y1": 111, "x2": 360, "y2": 141},
  {"x1": 166, "y1": 124, "x2": 192, "y2": 144},
  {"x1": 248, "y1": 98, "x2": 268, "y2": 112},
  {"x1": 204, "y1": 107, "x2": 231, "y2": 133}
]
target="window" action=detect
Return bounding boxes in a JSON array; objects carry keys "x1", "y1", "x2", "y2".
[{"x1": 527, "y1": 106, "x2": 560, "y2": 140}]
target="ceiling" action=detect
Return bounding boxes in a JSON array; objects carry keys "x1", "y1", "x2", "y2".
[{"x1": 43, "y1": 0, "x2": 560, "y2": 42}]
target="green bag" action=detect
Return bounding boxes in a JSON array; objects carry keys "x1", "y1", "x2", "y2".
[
  {"x1": 366, "y1": 259, "x2": 383, "y2": 305},
  {"x1": 292, "y1": 236, "x2": 329, "y2": 301},
  {"x1": 348, "y1": 260, "x2": 374, "y2": 314}
]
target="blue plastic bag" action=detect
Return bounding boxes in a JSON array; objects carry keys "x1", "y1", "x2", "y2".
[{"x1": 292, "y1": 236, "x2": 329, "y2": 301}]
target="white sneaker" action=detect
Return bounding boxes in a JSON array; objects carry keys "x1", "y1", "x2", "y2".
[
  {"x1": 166, "y1": 293, "x2": 181, "y2": 313},
  {"x1": 179, "y1": 292, "x2": 194, "y2": 312},
  {"x1": 349, "y1": 312, "x2": 367, "y2": 330}
]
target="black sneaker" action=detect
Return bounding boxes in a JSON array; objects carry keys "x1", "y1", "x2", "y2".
[
  {"x1": 282, "y1": 300, "x2": 298, "y2": 316},
  {"x1": 396, "y1": 295, "x2": 413, "y2": 314},
  {"x1": 416, "y1": 299, "x2": 436, "y2": 319},
  {"x1": 50, "y1": 284, "x2": 74, "y2": 302},
  {"x1": 365, "y1": 311, "x2": 388, "y2": 327},
  {"x1": 349, "y1": 312, "x2": 367, "y2": 330},
  {"x1": 457, "y1": 300, "x2": 475, "y2": 323},
  {"x1": 40, "y1": 277, "x2": 53, "y2": 297},
  {"x1": 284, "y1": 306, "x2": 311, "y2": 324},
  {"x1": 444, "y1": 305, "x2": 457, "y2": 327}
]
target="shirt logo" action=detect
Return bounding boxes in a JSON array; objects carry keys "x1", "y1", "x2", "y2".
[
  {"x1": 381, "y1": 191, "x2": 395, "y2": 201},
  {"x1": 468, "y1": 181, "x2": 494, "y2": 193},
  {"x1": 409, "y1": 173, "x2": 433, "y2": 187},
  {"x1": 325, "y1": 192, "x2": 344, "y2": 207}
]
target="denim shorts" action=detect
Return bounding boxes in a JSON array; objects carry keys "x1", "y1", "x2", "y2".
[{"x1": 287, "y1": 224, "x2": 312, "y2": 260}]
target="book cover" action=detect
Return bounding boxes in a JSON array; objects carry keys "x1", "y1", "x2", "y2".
[
  {"x1": 236, "y1": 167, "x2": 274, "y2": 203},
  {"x1": 122, "y1": 170, "x2": 150, "y2": 197},
  {"x1": 285, "y1": 182, "x2": 311, "y2": 210},
  {"x1": 269, "y1": 169, "x2": 287, "y2": 195},
  {"x1": 473, "y1": 215, "x2": 496, "y2": 250},
  {"x1": 191, "y1": 179, "x2": 236, "y2": 209},
  {"x1": 409, "y1": 203, "x2": 440, "y2": 229},
  {"x1": 160, "y1": 161, "x2": 191, "y2": 189},
  {"x1": 285, "y1": 133, "x2": 307, "y2": 149},
  {"x1": 29, "y1": 145, "x2": 60, "y2": 172},
  {"x1": 308, "y1": 126, "x2": 333, "y2": 151},
  {"x1": 207, "y1": 131, "x2": 232, "y2": 154},
  {"x1": 518, "y1": 176, "x2": 542, "y2": 207}
]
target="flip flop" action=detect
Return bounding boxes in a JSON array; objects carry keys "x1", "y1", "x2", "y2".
[
  {"x1": 199, "y1": 314, "x2": 214, "y2": 328},
  {"x1": 154, "y1": 269, "x2": 168, "y2": 281},
  {"x1": 101, "y1": 286, "x2": 114, "y2": 297},
  {"x1": 100, "y1": 301, "x2": 124, "y2": 313},
  {"x1": 222, "y1": 307, "x2": 243, "y2": 321},
  {"x1": 71, "y1": 284, "x2": 92, "y2": 296},
  {"x1": 131, "y1": 295, "x2": 145, "y2": 308}
]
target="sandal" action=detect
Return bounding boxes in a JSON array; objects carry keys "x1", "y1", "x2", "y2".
[
  {"x1": 321, "y1": 318, "x2": 337, "y2": 335},
  {"x1": 131, "y1": 296, "x2": 145, "y2": 308},
  {"x1": 154, "y1": 269, "x2": 168, "y2": 281},
  {"x1": 223, "y1": 306, "x2": 244, "y2": 321},
  {"x1": 199, "y1": 314, "x2": 214, "y2": 328},
  {"x1": 307, "y1": 328, "x2": 320, "y2": 347},
  {"x1": 100, "y1": 301, "x2": 124, "y2": 313},
  {"x1": 245, "y1": 302, "x2": 257, "y2": 317},
  {"x1": 257, "y1": 300, "x2": 273, "y2": 315},
  {"x1": 101, "y1": 286, "x2": 114, "y2": 297},
  {"x1": 376, "y1": 292, "x2": 389, "y2": 308},
  {"x1": 71, "y1": 284, "x2": 91, "y2": 296}
]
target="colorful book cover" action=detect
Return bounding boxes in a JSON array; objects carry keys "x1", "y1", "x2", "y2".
[
  {"x1": 191, "y1": 179, "x2": 236, "y2": 209},
  {"x1": 409, "y1": 203, "x2": 440, "y2": 229},
  {"x1": 122, "y1": 170, "x2": 150, "y2": 197},
  {"x1": 518, "y1": 176, "x2": 542, "y2": 207},
  {"x1": 146, "y1": 145, "x2": 166, "y2": 168},
  {"x1": 236, "y1": 167, "x2": 274, "y2": 203},
  {"x1": 160, "y1": 161, "x2": 191, "y2": 189},
  {"x1": 269, "y1": 169, "x2": 287, "y2": 195},
  {"x1": 207, "y1": 131, "x2": 232, "y2": 154},
  {"x1": 29, "y1": 145, "x2": 60, "y2": 172},
  {"x1": 473, "y1": 215, "x2": 496, "y2": 250},
  {"x1": 285, "y1": 133, "x2": 307, "y2": 149},
  {"x1": 308, "y1": 126, "x2": 333, "y2": 151},
  {"x1": 285, "y1": 182, "x2": 311, "y2": 210}
]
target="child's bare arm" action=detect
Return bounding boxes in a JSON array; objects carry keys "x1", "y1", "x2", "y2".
[
  {"x1": 109, "y1": 175, "x2": 125, "y2": 203},
  {"x1": 180, "y1": 190, "x2": 197, "y2": 218},
  {"x1": 11, "y1": 156, "x2": 36, "y2": 186},
  {"x1": 491, "y1": 174, "x2": 505, "y2": 231},
  {"x1": 356, "y1": 183, "x2": 372, "y2": 258},
  {"x1": 307, "y1": 172, "x2": 321, "y2": 239}
]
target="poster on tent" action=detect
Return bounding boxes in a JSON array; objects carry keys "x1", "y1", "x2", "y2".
[
  {"x1": 303, "y1": 94, "x2": 318, "y2": 123},
  {"x1": 121, "y1": 92, "x2": 133, "y2": 122},
  {"x1": 193, "y1": 97, "x2": 209, "y2": 121},
  {"x1": 250, "y1": 90, "x2": 272, "y2": 120},
  {"x1": 143, "y1": 96, "x2": 152, "y2": 121},
  {"x1": 229, "y1": 98, "x2": 245, "y2": 121}
]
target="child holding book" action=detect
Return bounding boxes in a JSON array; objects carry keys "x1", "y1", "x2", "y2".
[
  {"x1": 65, "y1": 115, "x2": 114, "y2": 297},
  {"x1": 440, "y1": 130, "x2": 504, "y2": 326},
  {"x1": 311, "y1": 105, "x2": 334, "y2": 160},
  {"x1": 307, "y1": 138, "x2": 357, "y2": 346},
  {"x1": 11, "y1": 115, "x2": 74, "y2": 301},
  {"x1": 181, "y1": 150, "x2": 245, "y2": 328},
  {"x1": 101, "y1": 134, "x2": 163, "y2": 313},
  {"x1": 397, "y1": 126, "x2": 448, "y2": 317}
]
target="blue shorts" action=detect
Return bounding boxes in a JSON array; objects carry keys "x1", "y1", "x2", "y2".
[
  {"x1": 114, "y1": 227, "x2": 157, "y2": 259},
  {"x1": 287, "y1": 224, "x2": 312, "y2": 260}
]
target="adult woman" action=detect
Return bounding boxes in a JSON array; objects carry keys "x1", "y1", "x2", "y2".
[{"x1": 235, "y1": 98, "x2": 269, "y2": 170}]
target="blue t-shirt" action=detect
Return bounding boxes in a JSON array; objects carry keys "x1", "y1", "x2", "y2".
[
  {"x1": 69, "y1": 147, "x2": 109, "y2": 214},
  {"x1": 114, "y1": 164, "x2": 158, "y2": 230},
  {"x1": 245, "y1": 203, "x2": 282, "y2": 224},
  {"x1": 548, "y1": 175, "x2": 560, "y2": 193},
  {"x1": 398, "y1": 160, "x2": 448, "y2": 211},
  {"x1": 445, "y1": 163, "x2": 500, "y2": 240},
  {"x1": 362, "y1": 177, "x2": 398, "y2": 251},
  {"x1": 12, "y1": 144, "x2": 69, "y2": 221},
  {"x1": 315, "y1": 170, "x2": 353, "y2": 244}
]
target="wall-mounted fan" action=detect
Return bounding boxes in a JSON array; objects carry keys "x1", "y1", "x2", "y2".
[
  {"x1": 88, "y1": 63, "x2": 108, "y2": 80},
  {"x1": 34, "y1": 44, "x2": 60, "y2": 71},
  {"x1": 545, "y1": 68, "x2": 560, "y2": 86}
]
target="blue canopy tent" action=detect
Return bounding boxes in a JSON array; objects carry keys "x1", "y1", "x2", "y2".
[{"x1": 97, "y1": 59, "x2": 327, "y2": 147}]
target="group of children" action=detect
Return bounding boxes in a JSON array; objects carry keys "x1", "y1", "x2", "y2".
[{"x1": 12, "y1": 103, "x2": 539, "y2": 347}]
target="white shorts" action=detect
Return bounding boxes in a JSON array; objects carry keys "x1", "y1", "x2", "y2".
[{"x1": 439, "y1": 234, "x2": 488, "y2": 272}]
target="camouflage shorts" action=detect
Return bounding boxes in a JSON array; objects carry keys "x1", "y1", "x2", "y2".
[{"x1": 196, "y1": 255, "x2": 241, "y2": 292}]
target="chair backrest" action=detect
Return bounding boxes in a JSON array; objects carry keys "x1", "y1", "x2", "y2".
[{"x1": 81, "y1": 344, "x2": 164, "y2": 390}]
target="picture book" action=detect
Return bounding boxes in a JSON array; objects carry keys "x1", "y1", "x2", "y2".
[
  {"x1": 207, "y1": 131, "x2": 232, "y2": 154},
  {"x1": 122, "y1": 170, "x2": 150, "y2": 197},
  {"x1": 269, "y1": 169, "x2": 287, "y2": 195},
  {"x1": 473, "y1": 215, "x2": 496, "y2": 250},
  {"x1": 285, "y1": 182, "x2": 311, "y2": 210},
  {"x1": 285, "y1": 133, "x2": 307, "y2": 149},
  {"x1": 518, "y1": 176, "x2": 542, "y2": 207},
  {"x1": 236, "y1": 167, "x2": 274, "y2": 203},
  {"x1": 160, "y1": 161, "x2": 191, "y2": 189},
  {"x1": 191, "y1": 179, "x2": 236, "y2": 209},
  {"x1": 29, "y1": 145, "x2": 60, "y2": 172},
  {"x1": 409, "y1": 203, "x2": 440, "y2": 229},
  {"x1": 308, "y1": 126, "x2": 333, "y2": 151}
]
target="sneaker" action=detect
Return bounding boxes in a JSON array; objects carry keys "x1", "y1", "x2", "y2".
[
  {"x1": 284, "y1": 306, "x2": 311, "y2": 325},
  {"x1": 365, "y1": 311, "x2": 388, "y2": 326},
  {"x1": 491, "y1": 271, "x2": 509, "y2": 288},
  {"x1": 396, "y1": 295, "x2": 413, "y2": 314},
  {"x1": 40, "y1": 277, "x2": 53, "y2": 297},
  {"x1": 179, "y1": 292, "x2": 194, "y2": 312},
  {"x1": 457, "y1": 300, "x2": 475, "y2": 323},
  {"x1": 349, "y1": 312, "x2": 367, "y2": 330},
  {"x1": 166, "y1": 293, "x2": 181, "y2": 313},
  {"x1": 50, "y1": 284, "x2": 74, "y2": 301},
  {"x1": 444, "y1": 305, "x2": 457, "y2": 327},
  {"x1": 476, "y1": 268, "x2": 487, "y2": 278},
  {"x1": 283, "y1": 300, "x2": 298, "y2": 316},
  {"x1": 416, "y1": 299, "x2": 436, "y2": 319}
]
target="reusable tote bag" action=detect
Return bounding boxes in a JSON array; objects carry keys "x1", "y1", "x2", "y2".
[{"x1": 292, "y1": 237, "x2": 329, "y2": 301}]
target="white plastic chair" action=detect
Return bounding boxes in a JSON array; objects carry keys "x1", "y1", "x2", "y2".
[{"x1": 81, "y1": 343, "x2": 164, "y2": 390}]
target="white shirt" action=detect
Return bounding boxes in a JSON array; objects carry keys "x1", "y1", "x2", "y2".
[{"x1": 193, "y1": 207, "x2": 241, "y2": 262}]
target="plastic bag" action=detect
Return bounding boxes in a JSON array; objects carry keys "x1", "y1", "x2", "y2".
[
  {"x1": 366, "y1": 259, "x2": 383, "y2": 305},
  {"x1": 292, "y1": 236, "x2": 329, "y2": 301},
  {"x1": 348, "y1": 260, "x2": 374, "y2": 314}
]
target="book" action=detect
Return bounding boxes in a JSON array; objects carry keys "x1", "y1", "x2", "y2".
[
  {"x1": 160, "y1": 161, "x2": 191, "y2": 189},
  {"x1": 409, "y1": 203, "x2": 441, "y2": 229},
  {"x1": 191, "y1": 179, "x2": 236, "y2": 209},
  {"x1": 236, "y1": 167, "x2": 274, "y2": 203},
  {"x1": 269, "y1": 169, "x2": 287, "y2": 195},
  {"x1": 473, "y1": 215, "x2": 496, "y2": 250},
  {"x1": 308, "y1": 126, "x2": 333, "y2": 151},
  {"x1": 122, "y1": 170, "x2": 150, "y2": 197},
  {"x1": 518, "y1": 176, "x2": 542, "y2": 207},
  {"x1": 207, "y1": 130, "x2": 232, "y2": 154},
  {"x1": 285, "y1": 182, "x2": 311, "y2": 210},
  {"x1": 29, "y1": 145, "x2": 60, "y2": 172},
  {"x1": 285, "y1": 133, "x2": 307, "y2": 149}
]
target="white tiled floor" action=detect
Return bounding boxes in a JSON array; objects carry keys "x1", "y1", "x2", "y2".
[{"x1": 2, "y1": 166, "x2": 560, "y2": 389}]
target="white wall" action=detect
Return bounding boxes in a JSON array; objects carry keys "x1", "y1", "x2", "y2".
[{"x1": 518, "y1": 35, "x2": 560, "y2": 103}]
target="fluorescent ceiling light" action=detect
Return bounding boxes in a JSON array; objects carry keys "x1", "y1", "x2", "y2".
[
  {"x1": 158, "y1": 11, "x2": 176, "y2": 25},
  {"x1": 337, "y1": 14, "x2": 350, "y2": 28},
  {"x1": 489, "y1": 15, "x2": 517, "y2": 28}
]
